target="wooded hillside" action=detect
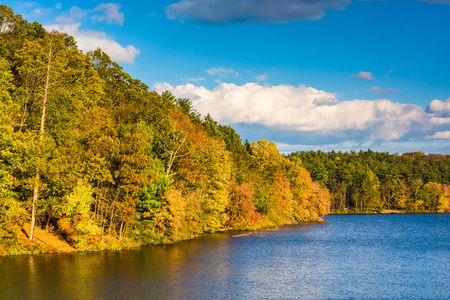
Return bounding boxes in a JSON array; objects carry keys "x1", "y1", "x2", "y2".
[{"x1": 0, "y1": 6, "x2": 330, "y2": 255}]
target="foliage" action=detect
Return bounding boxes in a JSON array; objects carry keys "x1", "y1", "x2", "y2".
[
  {"x1": 290, "y1": 150, "x2": 450, "y2": 213},
  {"x1": 226, "y1": 182, "x2": 261, "y2": 230},
  {"x1": 0, "y1": 6, "x2": 339, "y2": 255}
]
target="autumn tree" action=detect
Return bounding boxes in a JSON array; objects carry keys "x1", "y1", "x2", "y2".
[{"x1": 226, "y1": 182, "x2": 261, "y2": 230}]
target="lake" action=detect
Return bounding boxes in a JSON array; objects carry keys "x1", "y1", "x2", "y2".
[{"x1": 1, "y1": 214, "x2": 450, "y2": 299}]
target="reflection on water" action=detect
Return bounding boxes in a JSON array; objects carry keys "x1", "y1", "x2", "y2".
[{"x1": 1, "y1": 215, "x2": 450, "y2": 299}]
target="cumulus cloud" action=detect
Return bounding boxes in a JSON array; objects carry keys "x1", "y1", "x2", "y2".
[
  {"x1": 428, "y1": 98, "x2": 450, "y2": 116},
  {"x1": 426, "y1": 131, "x2": 450, "y2": 139},
  {"x1": 47, "y1": 3, "x2": 139, "y2": 63},
  {"x1": 276, "y1": 141, "x2": 359, "y2": 154},
  {"x1": 155, "y1": 82, "x2": 435, "y2": 141},
  {"x1": 430, "y1": 117, "x2": 450, "y2": 126},
  {"x1": 351, "y1": 71, "x2": 374, "y2": 80},
  {"x1": 166, "y1": 0, "x2": 351, "y2": 24},
  {"x1": 91, "y1": 3, "x2": 125, "y2": 25},
  {"x1": 45, "y1": 23, "x2": 140, "y2": 63},
  {"x1": 278, "y1": 139, "x2": 450, "y2": 155}
]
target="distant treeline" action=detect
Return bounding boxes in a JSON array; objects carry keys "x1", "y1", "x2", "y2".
[
  {"x1": 0, "y1": 5, "x2": 329, "y2": 255},
  {"x1": 289, "y1": 150, "x2": 450, "y2": 213}
]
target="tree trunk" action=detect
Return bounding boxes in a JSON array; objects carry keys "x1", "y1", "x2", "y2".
[
  {"x1": 30, "y1": 39, "x2": 52, "y2": 241},
  {"x1": 119, "y1": 221, "x2": 124, "y2": 241},
  {"x1": 45, "y1": 207, "x2": 52, "y2": 232},
  {"x1": 108, "y1": 205, "x2": 115, "y2": 241}
]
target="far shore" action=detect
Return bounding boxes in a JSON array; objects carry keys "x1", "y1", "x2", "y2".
[
  {"x1": 329, "y1": 209, "x2": 450, "y2": 215},
  {"x1": 329, "y1": 209, "x2": 403, "y2": 215}
]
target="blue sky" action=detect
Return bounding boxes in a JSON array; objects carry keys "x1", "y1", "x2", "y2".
[{"x1": 6, "y1": 0, "x2": 450, "y2": 154}]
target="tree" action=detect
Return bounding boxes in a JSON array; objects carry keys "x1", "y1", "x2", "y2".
[
  {"x1": 163, "y1": 109, "x2": 194, "y2": 177},
  {"x1": 18, "y1": 35, "x2": 55, "y2": 240},
  {"x1": 285, "y1": 157, "x2": 330, "y2": 221},
  {"x1": 226, "y1": 182, "x2": 261, "y2": 230}
]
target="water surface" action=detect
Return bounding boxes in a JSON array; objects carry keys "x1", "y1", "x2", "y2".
[{"x1": 1, "y1": 214, "x2": 450, "y2": 299}]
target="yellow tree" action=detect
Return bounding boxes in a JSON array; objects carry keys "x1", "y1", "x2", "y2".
[
  {"x1": 285, "y1": 157, "x2": 330, "y2": 221},
  {"x1": 15, "y1": 31, "x2": 104, "y2": 240},
  {"x1": 174, "y1": 133, "x2": 231, "y2": 233},
  {"x1": 248, "y1": 140, "x2": 294, "y2": 225},
  {"x1": 16, "y1": 35, "x2": 56, "y2": 240}
]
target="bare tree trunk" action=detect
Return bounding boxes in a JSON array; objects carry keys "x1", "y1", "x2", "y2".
[
  {"x1": 94, "y1": 181, "x2": 99, "y2": 223},
  {"x1": 30, "y1": 172, "x2": 39, "y2": 240},
  {"x1": 386, "y1": 188, "x2": 390, "y2": 210},
  {"x1": 30, "y1": 39, "x2": 52, "y2": 241},
  {"x1": 108, "y1": 205, "x2": 115, "y2": 242},
  {"x1": 165, "y1": 131, "x2": 187, "y2": 176},
  {"x1": 100, "y1": 203, "x2": 105, "y2": 243},
  {"x1": 119, "y1": 221, "x2": 124, "y2": 241},
  {"x1": 45, "y1": 207, "x2": 52, "y2": 232},
  {"x1": 122, "y1": 224, "x2": 127, "y2": 239},
  {"x1": 164, "y1": 120, "x2": 189, "y2": 177}
]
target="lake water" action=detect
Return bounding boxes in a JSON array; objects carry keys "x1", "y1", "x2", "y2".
[{"x1": 1, "y1": 214, "x2": 450, "y2": 299}]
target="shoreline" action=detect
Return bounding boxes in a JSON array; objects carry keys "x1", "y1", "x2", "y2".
[
  {"x1": 329, "y1": 210, "x2": 448, "y2": 215},
  {"x1": 1, "y1": 219, "x2": 326, "y2": 257},
  {"x1": 3, "y1": 212, "x2": 448, "y2": 257}
]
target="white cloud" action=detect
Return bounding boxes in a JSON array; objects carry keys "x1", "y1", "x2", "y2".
[
  {"x1": 155, "y1": 82, "x2": 432, "y2": 141},
  {"x1": 369, "y1": 86, "x2": 384, "y2": 94},
  {"x1": 386, "y1": 88, "x2": 400, "y2": 94},
  {"x1": 370, "y1": 86, "x2": 400, "y2": 94},
  {"x1": 92, "y1": 3, "x2": 125, "y2": 25},
  {"x1": 206, "y1": 67, "x2": 239, "y2": 77},
  {"x1": 276, "y1": 141, "x2": 359, "y2": 154},
  {"x1": 182, "y1": 77, "x2": 206, "y2": 82},
  {"x1": 55, "y1": 6, "x2": 86, "y2": 24},
  {"x1": 46, "y1": 3, "x2": 138, "y2": 63},
  {"x1": 45, "y1": 23, "x2": 140, "y2": 64},
  {"x1": 277, "y1": 139, "x2": 450, "y2": 155},
  {"x1": 166, "y1": 0, "x2": 351, "y2": 23},
  {"x1": 428, "y1": 98, "x2": 450, "y2": 114},
  {"x1": 31, "y1": 7, "x2": 53, "y2": 17},
  {"x1": 55, "y1": 3, "x2": 125, "y2": 25},
  {"x1": 430, "y1": 117, "x2": 450, "y2": 125},
  {"x1": 351, "y1": 71, "x2": 374, "y2": 80},
  {"x1": 426, "y1": 131, "x2": 450, "y2": 139},
  {"x1": 55, "y1": 3, "x2": 62, "y2": 10},
  {"x1": 256, "y1": 74, "x2": 267, "y2": 81},
  {"x1": 16, "y1": 2, "x2": 39, "y2": 9}
]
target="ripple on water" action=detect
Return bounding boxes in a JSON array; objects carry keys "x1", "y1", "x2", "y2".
[{"x1": 1, "y1": 214, "x2": 450, "y2": 299}]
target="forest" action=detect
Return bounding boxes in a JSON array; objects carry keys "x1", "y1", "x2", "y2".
[
  {"x1": 291, "y1": 150, "x2": 450, "y2": 213},
  {"x1": 0, "y1": 5, "x2": 330, "y2": 255},
  {"x1": 2, "y1": 5, "x2": 449, "y2": 256}
]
